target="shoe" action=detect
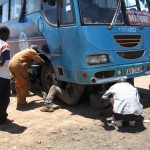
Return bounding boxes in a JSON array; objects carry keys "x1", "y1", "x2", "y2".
[
  {"x1": 0, "y1": 119, "x2": 14, "y2": 125},
  {"x1": 40, "y1": 106, "x2": 54, "y2": 112},
  {"x1": 111, "y1": 120, "x2": 123, "y2": 127},
  {"x1": 129, "y1": 121, "x2": 135, "y2": 126},
  {"x1": 47, "y1": 103, "x2": 60, "y2": 110},
  {"x1": 40, "y1": 103, "x2": 60, "y2": 112}
]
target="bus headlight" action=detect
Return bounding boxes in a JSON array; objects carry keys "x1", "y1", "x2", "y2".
[
  {"x1": 100, "y1": 55, "x2": 108, "y2": 64},
  {"x1": 87, "y1": 55, "x2": 108, "y2": 65}
]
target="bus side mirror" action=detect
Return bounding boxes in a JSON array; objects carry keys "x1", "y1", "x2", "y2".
[{"x1": 48, "y1": 0, "x2": 55, "y2": 6}]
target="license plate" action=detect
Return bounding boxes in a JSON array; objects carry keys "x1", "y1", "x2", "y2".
[{"x1": 126, "y1": 66, "x2": 144, "y2": 75}]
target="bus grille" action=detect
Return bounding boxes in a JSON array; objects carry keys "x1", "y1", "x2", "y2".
[
  {"x1": 113, "y1": 34, "x2": 141, "y2": 47},
  {"x1": 116, "y1": 50, "x2": 144, "y2": 59},
  {"x1": 94, "y1": 70, "x2": 115, "y2": 79}
]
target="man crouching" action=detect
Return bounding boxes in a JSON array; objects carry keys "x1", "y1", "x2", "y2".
[{"x1": 102, "y1": 77, "x2": 143, "y2": 128}]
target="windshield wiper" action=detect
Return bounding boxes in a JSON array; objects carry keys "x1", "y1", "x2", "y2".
[{"x1": 108, "y1": 0, "x2": 122, "y2": 30}]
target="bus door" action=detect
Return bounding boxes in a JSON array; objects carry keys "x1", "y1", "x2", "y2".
[
  {"x1": 42, "y1": 1, "x2": 61, "y2": 56},
  {"x1": 58, "y1": 0, "x2": 77, "y2": 57},
  {"x1": 42, "y1": 0, "x2": 77, "y2": 80}
]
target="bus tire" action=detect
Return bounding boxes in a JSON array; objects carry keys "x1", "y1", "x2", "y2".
[{"x1": 41, "y1": 64, "x2": 55, "y2": 93}]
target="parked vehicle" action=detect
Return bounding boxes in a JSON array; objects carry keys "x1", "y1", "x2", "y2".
[{"x1": 1, "y1": 0, "x2": 150, "y2": 102}]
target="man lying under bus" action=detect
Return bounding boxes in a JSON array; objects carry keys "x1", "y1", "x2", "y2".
[{"x1": 40, "y1": 82, "x2": 85, "y2": 112}]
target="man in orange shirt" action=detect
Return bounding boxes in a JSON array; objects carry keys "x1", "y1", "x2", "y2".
[{"x1": 9, "y1": 45, "x2": 45, "y2": 109}]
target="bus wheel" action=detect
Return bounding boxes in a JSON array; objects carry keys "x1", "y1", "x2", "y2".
[{"x1": 41, "y1": 64, "x2": 55, "y2": 93}]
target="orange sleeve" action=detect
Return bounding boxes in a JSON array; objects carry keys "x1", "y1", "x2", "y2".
[{"x1": 29, "y1": 49, "x2": 45, "y2": 63}]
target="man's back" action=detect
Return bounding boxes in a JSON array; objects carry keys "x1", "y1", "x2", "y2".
[
  {"x1": 9, "y1": 48, "x2": 43, "y2": 69},
  {"x1": 103, "y1": 82, "x2": 143, "y2": 115},
  {"x1": 110, "y1": 82, "x2": 138, "y2": 101}
]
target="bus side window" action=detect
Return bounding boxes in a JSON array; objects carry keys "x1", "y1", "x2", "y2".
[
  {"x1": 26, "y1": 0, "x2": 41, "y2": 14},
  {"x1": 0, "y1": 2, "x2": 9, "y2": 23},
  {"x1": 10, "y1": 0, "x2": 23, "y2": 20},
  {"x1": 2, "y1": 2, "x2": 9, "y2": 23},
  {"x1": 42, "y1": 1, "x2": 57, "y2": 25},
  {"x1": 60, "y1": 0, "x2": 75, "y2": 25}
]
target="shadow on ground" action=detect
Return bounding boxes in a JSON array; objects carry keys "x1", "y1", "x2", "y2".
[
  {"x1": 117, "y1": 116, "x2": 146, "y2": 133},
  {"x1": 117, "y1": 122, "x2": 146, "y2": 133},
  {"x1": 12, "y1": 84, "x2": 150, "y2": 131},
  {"x1": 99, "y1": 115, "x2": 146, "y2": 133},
  {"x1": 13, "y1": 84, "x2": 102, "y2": 119},
  {"x1": 0, "y1": 122, "x2": 27, "y2": 134},
  {"x1": 137, "y1": 87, "x2": 150, "y2": 109}
]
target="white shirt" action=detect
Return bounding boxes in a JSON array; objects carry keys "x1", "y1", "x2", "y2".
[
  {"x1": 102, "y1": 82, "x2": 143, "y2": 115},
  {"x1": 0, "y1": 40, "x2": 11, "y2": 79}
]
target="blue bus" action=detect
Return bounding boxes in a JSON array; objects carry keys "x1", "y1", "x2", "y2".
[{"x1": 1, "y1": 0, "x2": 150, "y2": 102}]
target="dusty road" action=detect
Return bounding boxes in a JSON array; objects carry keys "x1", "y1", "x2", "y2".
[{"x1": 0, "y1": 75, "x2": 150, "y2": 150}]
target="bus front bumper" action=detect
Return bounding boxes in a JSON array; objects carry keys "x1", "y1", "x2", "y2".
[{"x1": 77, "y1": 62, "x2": 150, "y2": 84}]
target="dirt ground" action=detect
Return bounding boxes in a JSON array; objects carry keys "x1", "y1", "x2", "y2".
[{"x1": 1, "y1": 75, "x2": 150, "y2": 150}]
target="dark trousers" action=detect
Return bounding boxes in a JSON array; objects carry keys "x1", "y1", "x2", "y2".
[
  {"x1": 113, "y1": 112, "x2": 139, "y2": 121},
  {"x1": 0, "y1": 77, "x2": 10, "y2": 122}
]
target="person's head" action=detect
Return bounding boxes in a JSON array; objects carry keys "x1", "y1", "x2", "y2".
[
  {"x1": 117, "y1": 77, "x2": 127, "y2": 83},
  {"x1": 0, "y1": 26, "x2": 10, "y2": 41},
  {"x1": 30, "y1": 45, "x2": 40, "y2": 53}
]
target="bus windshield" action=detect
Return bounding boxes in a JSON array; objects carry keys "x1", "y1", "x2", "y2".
[
  {"x1": 78, "y1": 0, "x2": 124, "y2": 25},
  {"x1": 78, "y1": 0, "x2": 150, "y2": 26}
]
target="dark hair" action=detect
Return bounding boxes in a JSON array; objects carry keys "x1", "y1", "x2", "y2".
[{"x1": 0, "y1": 26, "x2": 10, "y2": 41}]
